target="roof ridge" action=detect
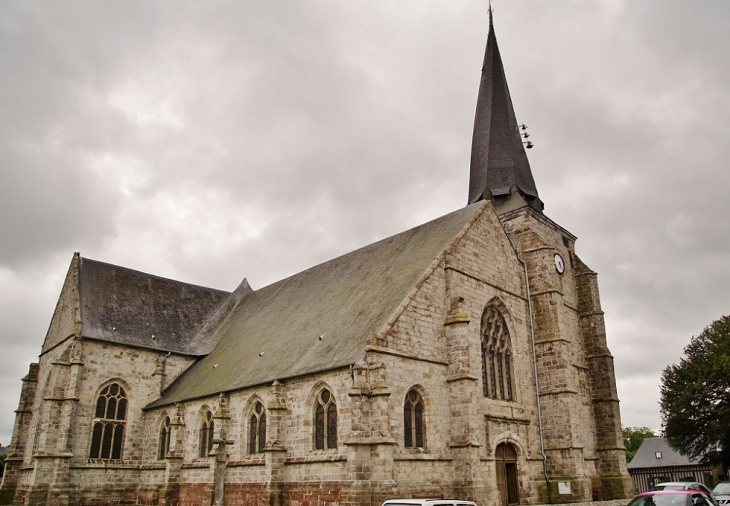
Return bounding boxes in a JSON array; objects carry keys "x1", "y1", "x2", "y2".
[{"x1": 78, "y1": 256, "x2": 230, "y2": 295}]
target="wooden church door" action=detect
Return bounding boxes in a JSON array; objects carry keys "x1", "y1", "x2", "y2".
[{"x1": 496, "y1": 443, "x2": 520, "y2": 505}]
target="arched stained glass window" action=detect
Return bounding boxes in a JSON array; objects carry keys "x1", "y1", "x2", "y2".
[
  {"x1": 249, "y1": 401, "x2": 267, "y2": 454},
  {"x1": 158, "y1": 416, "x2": 171, "y2": 460},
  {"x1": 314, "y1": 388, "x2": 337, "y2": 450},
  {"x1": 198, "y1": 410, "x2": 214, "y2": 458},
  {"x1": 89, "y1": 382, "x2": 127, "y2": 460},
  {"x1": 481, "y1": 304, "x2": 514, "y2": 401},
  {"x1": 403, "y1": 389, "x2": 425, "y2": 448}
]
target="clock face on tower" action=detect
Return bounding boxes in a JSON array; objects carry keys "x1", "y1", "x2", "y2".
[{"x1": 554, "y1": 253, "x2": 565, "y2": 274}]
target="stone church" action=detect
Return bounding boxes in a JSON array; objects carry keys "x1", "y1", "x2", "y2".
[{"x1": 0, "y1": 10, "x2": 633, "y2": 506}]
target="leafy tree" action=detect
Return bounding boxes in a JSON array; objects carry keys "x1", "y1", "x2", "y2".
[
  {"x1": 0, "y1": 452, "x2": 6, "y2": 478},
  {"x1": 660, "y1": 315, "x2": 730, "y2": 473},
  {"x1": 623, "y1": 426, "x2": 657, "y2": 463}
]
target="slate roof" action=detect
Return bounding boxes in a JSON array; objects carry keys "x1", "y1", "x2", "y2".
[
  {"x1": 628, "y1": 438, "x2": 700, "y2": 469},
  {"x1": 77, "y1": 257, "x2": 231, "y2": 355},
  {"x1": 147, "y1": 202, "x2": 489, "y2": 408},
  {"x1": 469, "y1": 9, "x2": 543, "y2": 213}
]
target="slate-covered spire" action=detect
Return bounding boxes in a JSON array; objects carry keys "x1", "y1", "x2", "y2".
[{"x1": 468, "y1": 8, "x2": 543, "y2": 213}]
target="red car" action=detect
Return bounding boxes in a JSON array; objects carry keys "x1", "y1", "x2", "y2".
[{"x1": 628, "y1": 490, "x2": 717, "y2": 506}]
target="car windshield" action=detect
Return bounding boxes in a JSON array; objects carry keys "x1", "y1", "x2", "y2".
[
  {"x1": 714, "y1": 484, "x2": 730, "y2": 494},
  {"x1": 630, "y1": 494, "x2": 687, "y2": 506}
]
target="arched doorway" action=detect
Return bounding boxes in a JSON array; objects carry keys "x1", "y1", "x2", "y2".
[{"x1": 495, "y1": 442, "x2": 519, "y2": 505}]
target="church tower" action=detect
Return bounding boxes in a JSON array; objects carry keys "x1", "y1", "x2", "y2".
[{"x1": 470, "y1": 7, "x2": 634, "y2": 501}]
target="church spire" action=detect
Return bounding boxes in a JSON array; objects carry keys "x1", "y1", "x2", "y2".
[{"x1": 468, "y1": 7, "x2": 543, "y2": 213}]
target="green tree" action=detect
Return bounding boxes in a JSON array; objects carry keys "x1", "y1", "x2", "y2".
[
  {"x1": 623, "y1": 426, "x2": 657, "y2": 463},
  {"x1": 0, "y1": 452, "x2": 6, "y2": 478},
  {"x1": 660, "y1": 315, "x2": 730, "y2": 473}
]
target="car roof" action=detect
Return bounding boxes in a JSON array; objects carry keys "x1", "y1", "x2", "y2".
[
  {"x1": 382, "y1": 501, "x2": 478, "y2": 505},
  {"x1": 640, "y1": 490, "x2": 696, "y2": 496},
  {"x1": 656, "y1": 482, "x2": 704, "y2": 487}
]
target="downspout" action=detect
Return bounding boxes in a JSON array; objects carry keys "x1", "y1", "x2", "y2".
[{"x1": 518, "y1": 253, "x2": 551, "y2": 503}]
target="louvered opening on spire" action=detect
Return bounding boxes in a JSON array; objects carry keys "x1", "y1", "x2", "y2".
[{"x1": 468, "y1": 8, "x2": 543, "y2": 213}]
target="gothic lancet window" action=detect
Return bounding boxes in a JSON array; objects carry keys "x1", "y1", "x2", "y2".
[
  {"x1": 249, "y1": 401, "x2": 267, "y2": 454},
  {"x1": 89, "y1": 382, "x2": 127, "y2": 460},
  {"x1": 403, "y1": 389, "x2": 425, "y2": 448},
  {"x1": 158, "y1": 416, "x2": 171, "y2": 460},
  {"x1": 480, "y1": 304, "x2": 514, "y2": 401},
  {"x1": 198, "y1": 410, "x2": 214, "y2": 458},
  {"x1": 314, "y1": 388, "x2": 337, "y2": 450}
]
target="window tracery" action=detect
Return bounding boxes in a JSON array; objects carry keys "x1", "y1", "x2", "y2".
[
  {"x1": 249, "y1": 401, "x2": 266, "y2": 454},
  {"x1": 198, "y1": 410, "x2": 214, "y2": 458},
  {"x1": 403, "y1": 388, "x2": 425, "y2": 448},
  {"x1": 314, "y1": 388, "x2": 337, "y2": 450},
  {"x1": 481, "y1": 304, "x2": 514, "y2": 401},
  {"x1": 89, "y1": 382, "x2": 127, "y2": 460},
  {"x1": 158, "y1": 416, "x2": 171, "y2": 460}
]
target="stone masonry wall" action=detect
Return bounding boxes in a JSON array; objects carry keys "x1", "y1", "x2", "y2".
[
  {"x1": 372, "y1": 204, "x2": 546, "y2": 504},
  {"x1": 41, "y1": 253, "x2": 81, "y2": 354},
  {"x1": 70, "y1": 340, "x2": 189, "y2": 464}
]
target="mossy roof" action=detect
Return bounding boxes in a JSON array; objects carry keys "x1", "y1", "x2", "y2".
[
  {"x1": 147, "y1": 202, "x2": 487, "y2": 408},
  {"x1": 77, "y1": 257, "x2": 230, "y2": 354}
]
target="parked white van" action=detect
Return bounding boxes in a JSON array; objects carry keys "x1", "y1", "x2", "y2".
[{"x1": 381, "y1": 500, "x2": 478, "y2": 506}]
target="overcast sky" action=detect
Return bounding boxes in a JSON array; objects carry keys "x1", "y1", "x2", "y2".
[{"x1": 1, "y1": 0, "x2": 729, "y2": 447}]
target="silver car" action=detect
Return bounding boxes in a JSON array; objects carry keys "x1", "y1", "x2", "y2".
[
  {"x1": 653, "y1": 483, "x2": 716, "y2": 505},
  {"x1": 713, "y1": 482, "x2": 730, "y2": 506},
  {"x1": 381, "y1": 500, "x2": 478, "y2": 506}
]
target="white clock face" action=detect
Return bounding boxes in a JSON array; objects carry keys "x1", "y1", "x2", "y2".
[{"x1": 554, "y1": 253, "x2": 565, "y2": 274}]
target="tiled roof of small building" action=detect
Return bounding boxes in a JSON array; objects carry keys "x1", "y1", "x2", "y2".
[
  {"x1": 147, "y1": 202, "x2": 489, "y2": 408},
  {"x1": 627, "y1": 437, "x2": 699, "y2": 468}
]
